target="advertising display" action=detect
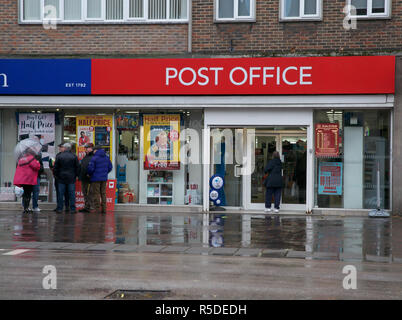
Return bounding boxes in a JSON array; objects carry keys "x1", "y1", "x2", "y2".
[
  {"x1": 76, "y1": 115, "x2": 113, "y2": 161},
  {"x1": 75, "y1": 180, "x2": 117, "y2": 212},
  {"x1": 315, "y1": 123, "x2": 340, "y2": 157},
  {"x1": 143, "y1": 114, "x2": 180, "y2": 170},
  {"x1": 18, "y1": 113, "x2": 55, "y2": 168},
  {"x1": 318, "y1": 162, "x2": 343, "y2": 195}
]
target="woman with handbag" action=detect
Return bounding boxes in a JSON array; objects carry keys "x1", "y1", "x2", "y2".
[
  {"x1": 13, "y1": 148, "x2": 41, "y2": 214},
  {"x1": 263, "y1": 151, "x2": 284, "y2": 213}
]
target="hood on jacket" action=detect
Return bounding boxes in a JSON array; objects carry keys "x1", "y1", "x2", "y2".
[
  {"x1": 18, "y1": 154, "x2": 35, "y2": 165},
  {"x1": 94, "y1": 148, "x2": 107, "y2": 157}
]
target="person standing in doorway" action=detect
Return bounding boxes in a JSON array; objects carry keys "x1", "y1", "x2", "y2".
[
  {"x1": 53, "y1": 143, "x2": 80, "y2": 214},
  {"x1": 87, "y1": 146, "x2": 113, "y2": 214},
  {"x1": 50, "y1": 143, "x2": 70, "y2": 212},
  {"x1": 263, "y1": 151, "x2": 284, "y2": 213},
  {"x1": 78, "y1": 143, "x2": 94, "y2": 213}
]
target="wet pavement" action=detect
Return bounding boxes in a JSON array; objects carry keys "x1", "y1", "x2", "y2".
[{"x1": 0, "y1": 210, "x2": 401, "y2": 263}]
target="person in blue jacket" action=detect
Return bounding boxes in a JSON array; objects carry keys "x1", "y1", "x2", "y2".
[{"x1": 87, "y1": 146, "x2": 113, "y2": 213}]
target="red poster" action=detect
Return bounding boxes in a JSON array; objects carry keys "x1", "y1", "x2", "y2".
[
  {"x1": 315, "y1": 123, "x2": 339, "y2": 157},
  {"x1": 92, "y1": 56, "x2": 395, "y2": 95},
  {"x1": 75, "y1": 180, "x2": 116, "y2": 212}
]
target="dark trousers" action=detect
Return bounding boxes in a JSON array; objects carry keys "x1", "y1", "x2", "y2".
[
  {"x1": 90, "y1": 181, "x2": 107, "y2": 212},
  {"x1": 81, "y1": 180, "x2": 91, "y2": 210},
  {"x1": 55, "y1": 178, "x2": 70, "y2": 208},
  {"x1": 22, "y1": 185, "x2": 34, "y2": 210},
  {"x1": 265, "y1": 187, "x2": 282, "y2": 209},
  {"x1": 57, "y1": 182, "x2": 76, "y2": 211}
]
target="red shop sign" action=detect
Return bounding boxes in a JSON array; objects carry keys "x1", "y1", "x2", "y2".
[
  {"x1": 75, "y1": 180, "x2": 116, "y2": 212},
  {"x1": 315, "y1": 123, "x2": 340, "y2": 157},
  {"x1": 91, "y1": 56, "x2": 395, "y2": 95}
]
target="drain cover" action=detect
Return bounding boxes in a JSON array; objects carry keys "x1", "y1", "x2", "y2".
[{"x1": 105, "y1": 289, "x2": 172, "y2": 300}]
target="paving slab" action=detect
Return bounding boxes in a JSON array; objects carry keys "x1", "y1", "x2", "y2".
[
  {"x1": 261, "y1": 249, "x2": 287, "y2": 258},
  {"x1": 36, "y1": 242, "x2": 72, "y2": 249},
  {"x1": 210, "y1": 247, "x2": 239, "y2": 256},
  {"x1": 160, "y1": 246, "x2": 190, "y2": 253},
  {"x1": 312, "y1": 252, "x2": 339, "y2": 260},
  {"x1": 87, "y1": 243, "x2": 121, "y2": 251},
  {"x1": 137, "y1": 245, "x2": 166, "y2": 253},
  {"x1": 184, "y1": 247, "x2": 213, "y2": 255},
  {"x1": 112, "y1": 244, "x2": 139, "y2": 253},
  {"x1": 62, "y1": 243, "x2": 97, "y2": 250},
  {"x1": 339, "y1": 252, "x2": 364, "y2": 261},
  {"x1": 365, "y1": 254, "x2": 392, "y2": 263},
  {"x1": 286, "y1": 250, "x2": 311, "y2": 259},
  {"x1": 15, "y1": 242, "x2": 43, "y2": 249},
  {"x1": 234, "y1": 248, "x2": 262, "y2": 257}
]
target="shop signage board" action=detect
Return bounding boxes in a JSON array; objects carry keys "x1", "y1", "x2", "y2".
[
  {"x1": 75, "y1": 180, "x2": 117, "y2": 212},
  {"x1": 315, "y1": 123, "x2": 340, "y2": 157},
  {"x1": 0, "y1": 56, "x2": 395, "y2": 95},
  {"x1": 76, "y1": 115, "x2": 113, "y2": 161},
  {"x1": 116, "y1": 114, "x2": 139, "y2": 130},
  {"x1": 18, "y1": 113, "x2": 55, "y2": 168},
  {"x1": 143, "y1": 114, "x2": 180, "y2": 170},
  {"x1": 318, "y1": 162, "x2": 343, "y2": 195}
]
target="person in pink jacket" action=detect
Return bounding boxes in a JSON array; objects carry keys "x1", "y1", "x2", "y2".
[{"x1": 13, "y1": 149, "x2": 41, "y2": 213}]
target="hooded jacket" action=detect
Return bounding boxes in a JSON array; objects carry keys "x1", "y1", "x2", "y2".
[
  {"x1": 87, "y1": 149, "x2": 113, "y2": 182},
  {"x1": 13, "y1": 155, "x2": 41, "y2": 187},
  {"x1": 263, "y1": 157, "x2": 284, "y2": 188}
]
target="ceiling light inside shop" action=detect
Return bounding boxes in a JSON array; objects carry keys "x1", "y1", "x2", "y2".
[{"x1": 125, "y1": 111, "x2": 139, "y2": 114}]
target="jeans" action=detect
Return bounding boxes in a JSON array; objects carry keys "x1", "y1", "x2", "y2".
[
  {"x1": 32, "y1": 177, "x2": 40, "y2": 209},
  {"x1": 22, "y1": 185, "x2": 34, "y2": 210},
  {"x1": 57, "y1": 182, "x2": 76, "y2": 211},
  {"x1": 265, "y1": 187, "x2": 282, "y2": 210},
  {"x1": 55, "y1": 179, "x2": 70, "y2": 209}
]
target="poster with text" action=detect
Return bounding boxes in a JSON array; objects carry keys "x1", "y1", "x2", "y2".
[
  {"x1": 318, "y1": 162, "x2": 343, "y2": 195},
  {"x1": 143, "y1": 114, "x2": 180, "y2": 170},
  {"x1": 18, "y1": 113, "x2": 55, "y2": 168},
  {"x1": 75, "y1": 180, "x2": 116, "y2": 212},
  {"x1": 315, "y1": 123, "x2": 339, "y2": 157},
  {"x1": 76, "y1": 115, "x2": 113, "y2": 161}
]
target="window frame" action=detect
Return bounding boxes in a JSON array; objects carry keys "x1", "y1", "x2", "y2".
[
  {"x1": 214, "y1": 0, "x2": 256, "y2": 23},
  {"x1": 19, "y1": 0, "x2": 189, "y2": 24},
  {"x1": 347, "y1": 0, "x2": 392, "y2": 19},
  {"x1": 279, "y1": 0, "x2": 322, "y2": 21}
]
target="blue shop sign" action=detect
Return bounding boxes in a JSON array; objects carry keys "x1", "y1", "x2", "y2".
[{"x1": 0, "y1": 59, "x2": 91, "y2": 95}]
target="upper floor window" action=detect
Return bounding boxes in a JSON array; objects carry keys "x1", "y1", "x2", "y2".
[
  {"x1": 280, "y1": 0, "x2": 322, "y2": 21},
  {"x1": 347, "y1": 0, "x2": 391, "y2": 18},
  {"x1": 215, "y1": 0, "x2": 255, "y2": 22},
  {"x1": 20, "y1": 0, "x2": 189, "y2": 23}
]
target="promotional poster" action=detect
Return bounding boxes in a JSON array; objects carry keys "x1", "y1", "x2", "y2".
[
  {"x1": 318, "y1": 162, "x2": 343, "y2": 195},
  {"x1": 76, "y1": 115, "x2": 113, "y2": 161},
  {"x1": 143, "y1": 114, "x2": 180, "y2": 170}
]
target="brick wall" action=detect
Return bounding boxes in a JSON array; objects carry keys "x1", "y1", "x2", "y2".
[
  {"x1": 192, "y1": 0, "x2": 402, "y2": 55},
  {"x1": 0, "y1": 0, "x2": 401, "y2": 56},
  {"x1": 0, "y1": 1, "x2": 188, "y2": 56}
]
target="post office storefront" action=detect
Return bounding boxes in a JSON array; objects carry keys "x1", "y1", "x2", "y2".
[{"x1": 0, "y1": 56, "x2": 395, "y2": 214}]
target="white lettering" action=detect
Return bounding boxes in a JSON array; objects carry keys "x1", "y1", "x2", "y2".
[
  {"x1": 179, "y1": 67, "x2": 197, "y2": 86},
  {"x1": 263, "y1": 67, "x2": 274, "y2": 85},
  {"x1": 42, "y1": 265, "x2": 57, "y2": 290},
  {"x1": 210, "y1": 67, "x2": 223, "y2": 85},
  {"x1": 300, "y1": 66, "x2": 312, "y2": 85},
  {"x1": 0, "y1": 73, "x2": 8, "y2": 88},
  {"x1": 229, "y1": 67, "x2": 248, "y2": 86},
  {"x1": 249, "y1": 67, "x2": 261, "y2": 85},
  {"x1": 165, "y1": 68, "x2": 178, "y2": 85},
  {"x1": 197, "y1": 67, "x2": 209, "y2": 86},
  {"x1": 342, "y1": 265, "x2": 357, "y2": 290},
  {"x1": 282, "y1": 66, "x2": 298, "y2": 85}
]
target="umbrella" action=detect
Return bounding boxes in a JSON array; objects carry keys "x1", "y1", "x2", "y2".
[{"x1": 14, "y1": 137, "x2": 42, "y2": 162}]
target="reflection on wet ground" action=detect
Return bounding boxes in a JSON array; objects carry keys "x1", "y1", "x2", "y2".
[{"x1": 1, "y1": 211, "x2": 400, "y2": 261}]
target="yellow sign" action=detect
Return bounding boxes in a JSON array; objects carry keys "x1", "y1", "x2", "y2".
[
  {"x1": 76, "y1": 115, "x2": 113, "y2": 161},
  {"x1": 143, "y1": 114, "x2": 180, "y2": 170}
]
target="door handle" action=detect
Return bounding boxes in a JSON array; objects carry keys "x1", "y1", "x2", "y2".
[{"x1": 234, "y1": 165, "x2": 241, "y2": 177}]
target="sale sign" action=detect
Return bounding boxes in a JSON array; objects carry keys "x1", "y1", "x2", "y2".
[
  {"x1": 318, "y1": 162, "x2": 343, "y2": 195},
  {"x1": 75, "y1": 180, "x2": 117, "y2": 211},
  {"x1": 143, "y1": 114, "x2": 180, "y2": 170},
  {"x1": 315, "y1": 123, "x2": 339, "y2": 157}
]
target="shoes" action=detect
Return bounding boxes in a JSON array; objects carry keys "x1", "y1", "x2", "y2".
[
  {"x1": 79, "y1": 208, "x2": 90, "y2": 213},
  {"x1": 33, "y1": 207, "x2": 41, "y2": 212},
  {"x1": 274, "y1": 209, "x2": 279, "y2": 213},
  {"x1": 23, "y1": 209, "x2": 29, "y2": 214},
  {"x1": 56, "y1": 210, "x2": 63, "y2": 214},
  {"x1": 53, "y1": 208, "x2": 57, "y2": 212},
  {"x1": 264, "y1": 208, "x2": 272, "y2": 212}
]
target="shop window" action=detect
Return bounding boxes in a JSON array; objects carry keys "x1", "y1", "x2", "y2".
[
  {"x1": 280, "y1": 0, "x2": 322, "y2": 21},
  {"x1": 20, "y1": 0, "x2": 189, "y2": 23},
  {"x1": 314, "y1": 110, "x2": 391, "y2": 210},
  {"x1": 347, "y1": 0, "x2": 391, "y2": 18},
  {"x1": 215, "y1": 0, "x2": 255, "y2": 22}
]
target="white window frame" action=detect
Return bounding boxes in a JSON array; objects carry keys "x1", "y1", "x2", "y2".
[
  {"x1": 280, "y1": 0, "x2": 322, "y2": 21},
  {"x1": 215, "y1": 0, "x2": 256, "y2": 22},
  {"x1": 19, "y1": 0, "x2": 189, "y2": 23},
  {"x1": 347, "y1": 0, "x2": 391, "y2": 19}
]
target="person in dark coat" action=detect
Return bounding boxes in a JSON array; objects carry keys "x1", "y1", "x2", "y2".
[
  {"x1": 263, "y1": 151, "x2": 284, "y2": 213},
  {"x1": 53, "y1": 143, "x2": 80, "y2": 214},
  {"x1": 78, "y1": 143, "x2": 94, "y2": 213},
  {"x1": 31, "y1": 153, "x2": 44, "y2": 212},
  {"x1": 50, "y1": 143, "x2": 70, "y2": 212},
  {"x1": 87, "y1": 146, "x2": 113, "y2": 214}
]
